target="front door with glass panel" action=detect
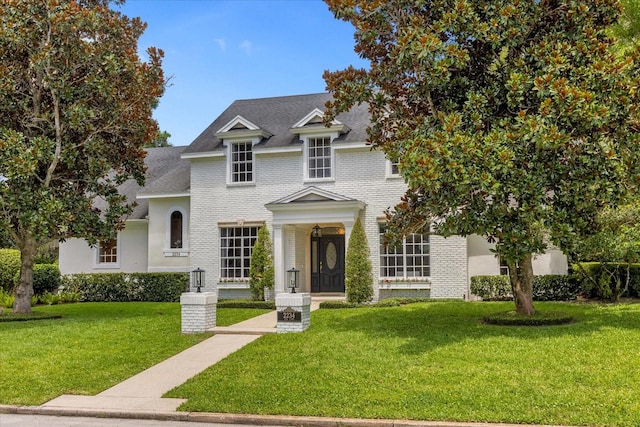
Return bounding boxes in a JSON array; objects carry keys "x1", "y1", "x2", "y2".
[{"x1": 311, "y1": 234, "x2": 345, "y2": 293}]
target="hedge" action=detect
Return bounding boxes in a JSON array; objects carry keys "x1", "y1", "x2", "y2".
[
  {"x1": 61, "y1": 272, "x2": 189, "y2": 302},
  {"x1": 0, "y1": 249, "x2": 20, "y2": 292},
  {"x1": 31, "y1": 264, "x2": 61, "y2": 295},
  {"x1": 572, "y1": 262, "x2": 640, "y2": 300},
  {"x1": 470, "y1": 275, "x2": 580, "y2": 301}
]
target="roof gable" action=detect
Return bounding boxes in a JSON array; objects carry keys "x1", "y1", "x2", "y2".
[
  {"x1": 183, "y1": 93, "x2": 370, "y2": 155},
  {"x1": 269, "y1": 186, "x2": 356, "y2": 205},
  {"x1": 215, "y1": 115, "x2": 272, "y2": 141}
]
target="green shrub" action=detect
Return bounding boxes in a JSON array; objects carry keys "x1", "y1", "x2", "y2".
[
  {"x1": 0, "y1": 249, "x2": 20, "y2": 292},
  {"x1": 345, "y1": 217, "x2": 373, "y2": 304},
  {"x1": 38, "y1": 292, "x2": 61, "y2": 305},
  {"x1": 31, "y1": 264, "x2": 61, "y2": 295},
  {"x1": 217, "y1": 300, "x2": 275, "y2": 309},
  {"x1": 572, "y1": 262, "x2": 640, "y2": 300},
  {"x1": 471, "y1": 275, "x2": 580, "y2": 301},
  {"x1": 61, "y1": 272, "x2": 188, "y2": 302},
  {"x1": 470, "y1": 275, "x2": 511, "y2": 300},
  {"x1": 128, "y1": 273, "x2": 188, "y2": 302},
  {"x1": 0, "y1": 290, "x2": 15, "y2": 308},
  {"x1": 532, "y1": 275, "x2": 579, "y2": 301},
  {"x1": 319, "y1": 300, "x2": 360, "y2": 309},
  {"x1": 249, "y1": 226, "x2": 274, "y2": 301},
  {"x1": 372, "y1": 298, "x2": 401, "y2": 307}
]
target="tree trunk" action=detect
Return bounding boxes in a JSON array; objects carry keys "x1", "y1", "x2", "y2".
[
  {"x1": 508, "y1": 253, "x2": 535, "y2": 315},
  {"x1": 13, "y1": 236, "x2": 37, "y2": 314}
]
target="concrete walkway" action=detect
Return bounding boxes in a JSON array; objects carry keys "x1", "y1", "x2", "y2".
[{"x1": 40, "y1": 300, "x2": 322, "y2": 413}]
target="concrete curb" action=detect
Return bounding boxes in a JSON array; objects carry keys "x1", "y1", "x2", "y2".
[{"x1": 0, "y1": 404, "x2": 577, "y2": 427}]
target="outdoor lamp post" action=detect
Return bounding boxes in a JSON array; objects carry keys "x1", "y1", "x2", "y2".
[
  {"x1": 287, "y1": 267, "x2": 299, "y2": 293},
  {"x1": 191, "y1": 267, "x2": 204, "y2": 293}
]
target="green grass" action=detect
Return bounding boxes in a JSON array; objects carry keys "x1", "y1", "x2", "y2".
[
  {"x1": 166, "y1": 301, "x2": 640, "y2": 427},
  {"x1": 0, "y1": 302, "x2": 270, "y2": 405}
]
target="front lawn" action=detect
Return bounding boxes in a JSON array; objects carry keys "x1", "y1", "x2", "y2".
[
  {"x1": 167, "y1": 301, "x2": 640, "y2": 427},
  {"x1": 0, "y1": 302, "x2": 270, "y2": 405}
]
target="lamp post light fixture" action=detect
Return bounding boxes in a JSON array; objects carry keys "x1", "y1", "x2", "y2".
[
  {"x1": 287, "y1": 267, "x2": 299, "y2": 293},
  {"x1": 191, "y1": 267, "x2": 205, "y2": 293}
]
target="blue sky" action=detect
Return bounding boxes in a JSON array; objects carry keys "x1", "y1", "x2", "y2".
[{"x1": 115, "y1": 0, "x2": 367, "y2": 147}]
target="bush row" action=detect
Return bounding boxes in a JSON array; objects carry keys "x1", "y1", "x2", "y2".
[
  {"x1": 472, "y1": 265, "x2": 640, "y2": 302},
  {"x1": 471, "y1": 275, "x2": 579, "y2": 301},
  {"x1": 62, "y1": 273, "x2": 188, "y2": 302},
  {"x1": 217, "y1": 299, "x2": 276, "y2": 309}
]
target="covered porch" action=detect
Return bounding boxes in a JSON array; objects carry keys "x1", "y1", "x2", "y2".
[{"x1": 265, "y1": 187, "x2": 366, "y2": 295}]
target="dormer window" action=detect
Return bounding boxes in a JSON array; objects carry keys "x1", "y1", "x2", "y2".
[
  {"x1": 308, "y1": 136, "x2": 332, "y2": 179},
  {"x1": 215, "y1": 115, "x2": 272, "y2": 186},
  {"x1": 291, "y1": 109, "x2": 350, "y2": 183},
  {"x1": 231, "y1": 141, "x2": 253, "y2": 183}
]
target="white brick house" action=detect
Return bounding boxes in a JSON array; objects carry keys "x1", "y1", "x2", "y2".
[{"x1": 59, "y1": 93, "x2": 567, "y2": 300}]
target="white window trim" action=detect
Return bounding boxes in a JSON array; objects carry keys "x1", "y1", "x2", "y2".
[
  {"x1": 163, "y1": 207, "x2": 189, "y2": 257},
  {"x1": 219, "y1": 224, "x2": 262, "y2": 280},
  {"x1": 302, "y1": 133, "x2": 338, "y2": 183},
  {"x1": 379, "y1": 228, "x2": 430, "y2": 282},
  {"x1": 224, "y1": 137, "x2": 260, "y2": 185},
  {"x1": 93, "y1": 234, "x2": 121, "y2": 269},
  {"x1": 385, "y1": 159, "x2": 401, "y2": 179}
]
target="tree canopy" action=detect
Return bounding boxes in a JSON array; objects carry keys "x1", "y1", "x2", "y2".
[
  {"x1": 324, "y1": 0, "x2": 640, "y2": 314},
  {"x1": 0, "y1": 0, "x2": 164, "y2": 312}
]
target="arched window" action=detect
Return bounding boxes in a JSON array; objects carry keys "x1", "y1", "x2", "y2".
[{"x1": 170, "y1": 211, "x2": 183, "y2": 249}]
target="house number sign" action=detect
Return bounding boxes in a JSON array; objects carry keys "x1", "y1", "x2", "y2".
[{"x1": 277, "y1": 306, "x2": 301, "y2": 322}]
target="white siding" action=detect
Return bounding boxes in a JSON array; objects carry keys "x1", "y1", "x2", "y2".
[{"x1": 147, "y1": 197, "x2": 190, "y2": 272}]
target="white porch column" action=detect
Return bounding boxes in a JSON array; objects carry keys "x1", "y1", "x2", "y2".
[
  {"x1": 272, "y1": 224, "x2": 286, "y2": 294},
  {"x1": 343, "y1": 220, "x2": 355, "y2": 254}
]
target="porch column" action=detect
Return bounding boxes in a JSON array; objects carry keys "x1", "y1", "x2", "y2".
[
  {"x1": 273, "y1": 224, "x2": 286, "y2": 294},
  {"x1": 343, "y1": 220, "x2": 355, "y2": 254}
]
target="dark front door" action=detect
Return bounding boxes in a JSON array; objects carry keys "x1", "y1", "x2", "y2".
[{"x1": 311, "y1": 235, "x2": 345, "y2": 293}]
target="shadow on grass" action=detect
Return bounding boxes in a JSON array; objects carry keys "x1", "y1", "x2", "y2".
[{"x1": 312, "y1": 301, "x2": 640, "y2": 356}]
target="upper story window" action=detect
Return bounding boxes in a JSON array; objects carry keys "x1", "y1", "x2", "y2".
[
  {"x1": 170, "y1": 211, "x2": 183, "y2": 249},
  {"x1": 231, "y1": 141, "x2": 253, "y2": 183},
  {"x1": 386, "y1": 160, "x2": 400, "y2": 177},
  {"x1": 379, "y1": 225, "x2": 430, "y2": 279},
  {"x1": 307, "y1": 136, "x2": 332, "y2": 179},
  {"x1": 220, "y1": 226, "x2": 260, "y2": 279}
]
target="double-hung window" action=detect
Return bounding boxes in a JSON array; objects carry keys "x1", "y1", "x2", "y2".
[
  {"x1": 379, "y1": 226, "x2": 430, "y2": 279},
  {"x1": 231, "y1": 141, "x2": 253, "y2": 183},
  {"x1": 307, "y1": 136, "x2": 332, "y2": 179},
  {"x1": 220, "y1": 226, "x2": 259, "y2": 279},
  {"x1": 96, "y1": 237, "x2": 119, "y2": 268}
]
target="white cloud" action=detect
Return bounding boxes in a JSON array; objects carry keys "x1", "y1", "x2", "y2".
[
  {"x1": 239, "y1": 40, "x2": 252, "y2": 55},
  {"x1": 214, "y1": 38, "x2": 226, "y2": 51}
]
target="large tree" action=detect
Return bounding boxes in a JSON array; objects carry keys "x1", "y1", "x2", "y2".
[
  {"x1": 0, "y1": 0, "x2": 164, "y2": 313},
  {"x1": 324, "y1": 0, "x2": 640, "y2": 314}
]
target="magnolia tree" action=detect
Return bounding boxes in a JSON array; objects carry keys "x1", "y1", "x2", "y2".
[
  {"x1": 324, "y1": 0, "x2": 640, "y2": 314},
  {"x1": 0, "y1": 0, "x2": 164, "y2": 313}
]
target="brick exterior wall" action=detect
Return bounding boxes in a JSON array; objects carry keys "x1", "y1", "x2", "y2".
[
  {"x1": 189, "y1": 145, "x2": 469, "y2": 300},
  {"x1": 180, "y1": 292, "x2": 217, "y2": 333}
]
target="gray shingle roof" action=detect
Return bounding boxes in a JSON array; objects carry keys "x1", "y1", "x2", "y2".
[
  {"x1": 183, "y1": 93, "x2": 370, "y2": 154},
  {"x1": 117, "y1": 146, "x2": 189, "y2": 220}
]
